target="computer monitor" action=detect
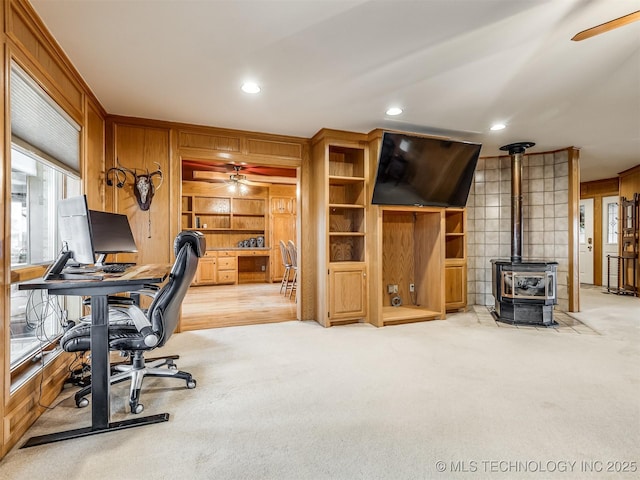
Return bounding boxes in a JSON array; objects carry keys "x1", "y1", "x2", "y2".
[
  {"x1": 44, "y1": 195, "x2": 96, "y2": 280},
  {"x1": 89, "y1": 210, "x2": 138, "y2": 265}
]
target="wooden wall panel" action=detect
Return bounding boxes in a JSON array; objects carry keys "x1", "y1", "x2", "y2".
[
  {"x1": 6, "y1": 0, "x2": 83, "y2": 122},
  {"x1": 382, "y1": 212, "x2": 415, "y2": 307},
  {"x1": 619, "y1": 164, "x2": 640, "y2": 200},
  {"x1": 109, "y1": 123, "x2": 172, "y2": 265},
  {"x1": 1, "y1": 0, "x2": 107, "y2": 458},
  {"x1": 84, "y1": 98, "x2": 105, "y2": 210}
]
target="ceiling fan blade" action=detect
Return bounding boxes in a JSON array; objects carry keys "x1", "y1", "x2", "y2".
[{"x1": 571, "y1": 10, "x2": 640, "y2": 41}]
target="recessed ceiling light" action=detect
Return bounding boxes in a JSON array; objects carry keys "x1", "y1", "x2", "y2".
[
  {"x1": 490, "y1": 123, "x2": 506, "y2": 131},
  {"x1": 386, "y1": 107, "x2": 403, "y2": 116},
  {"x1": 241, "y1": 82, "x2": 261, "y2": 94}
]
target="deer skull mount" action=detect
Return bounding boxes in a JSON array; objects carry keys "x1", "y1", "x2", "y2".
[{"x1": 106, "y1": 161, "x2": 163, "y2": 211}]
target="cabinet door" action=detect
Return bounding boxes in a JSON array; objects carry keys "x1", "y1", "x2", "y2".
[
  {"x1": 445, "y1": 263, "x2": 466, "y2": 311},
  {"x1": 329, "y1": 263, "x2": 367, "y2": 321},
  {"x1": 270, "y1": 213, "x2": 296, "y2": 281},
  {"x1": 195, "y1": 257, "x2": 217, "y2": 285}
]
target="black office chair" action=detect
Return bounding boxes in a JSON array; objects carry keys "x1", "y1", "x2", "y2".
[{"x1": 60, "y1": 230, "x2": 205, "y2": 414}]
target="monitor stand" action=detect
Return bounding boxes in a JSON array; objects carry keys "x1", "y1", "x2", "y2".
[{"x1": 44, "y1": 250, "x2": 101, "y2": 280}]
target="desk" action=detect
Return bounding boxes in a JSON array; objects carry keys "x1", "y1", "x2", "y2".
[{"x1": 18, "y1": 264, "x2": 171, "y2": 448}]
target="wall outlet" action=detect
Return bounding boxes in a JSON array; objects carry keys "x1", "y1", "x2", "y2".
[
  {"x1": 261, "y1": 265, "x2": 266, "y2": 271},
  {"x1": 387, "y1": 284, "x2": 398, "y2": 294},
  {"x1": 409, "y1": 283, "x2": 415, "y2": 292}
]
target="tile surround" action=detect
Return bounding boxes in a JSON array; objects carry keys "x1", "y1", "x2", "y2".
[{"x1": 467, "y1": 151, "x2": 570, "y2": 311}]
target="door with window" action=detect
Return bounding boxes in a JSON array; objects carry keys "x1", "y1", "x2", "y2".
[
  {"x1": 579, "y1": 198, "x2": 594, "y2": 284},
  {"x1": 602, "y1": 196, "x2": 619, "y2": 288}
]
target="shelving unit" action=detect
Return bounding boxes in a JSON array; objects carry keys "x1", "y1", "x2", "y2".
[
  {"x1": 312, "y1": 130, "x2": 369, "y2": 326},
  {"x1": 444, "y1": 209, "x2": 467, "y2": 311},
  {"x1": 615, "y1": 194, "x2": 639, "y2": 296},
  {"x1": 373, "y1": 207, "x2": 444, "y2": 327},
  {"x1": 182, "y1": 181, "x2": 271, "y2": 285}
]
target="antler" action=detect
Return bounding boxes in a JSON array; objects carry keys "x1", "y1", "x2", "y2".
[
  {"x1": 106, "y1": 158, "x2": 137, "y2": 188},
  {"x1": 148, "y1": 161, "x2": 164, "y2": 191}
]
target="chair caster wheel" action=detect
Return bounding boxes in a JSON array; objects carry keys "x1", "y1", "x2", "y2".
[
  {"x1": 76, "y1": 397, "x2": 89, "y2": 408},
  {"x1": 168, "y1": 363, "x2": 177, "y2": 370},
  {"x1": 131, "y1": 403, "x2": 144, "y2": 414},
  {"x1": 187, "y1": 379, "x2": 196, "y2": 389}
]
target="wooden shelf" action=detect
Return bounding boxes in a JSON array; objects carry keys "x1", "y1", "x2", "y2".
[{"x1": 382, "y1": 306, "x2": 442, "y2": 325}]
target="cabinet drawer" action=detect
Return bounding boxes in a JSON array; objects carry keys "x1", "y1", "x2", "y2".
[
  {"x1": 217, "y1": 257, "x2": 236, "y2": 270},
  {"x1": 204, "y1": 251, "x2": 216, "y2": 258},
  {"x1": 217, "y1": 270, "x2": 237, "y2": 284},
  {"x1": 217, "y1": 250, "x2": 236, "y2": 257}
]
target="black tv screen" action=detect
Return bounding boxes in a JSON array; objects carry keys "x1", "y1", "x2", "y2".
[{"x1": 371, "y1": 132, "x2": 481, "y2": 207}]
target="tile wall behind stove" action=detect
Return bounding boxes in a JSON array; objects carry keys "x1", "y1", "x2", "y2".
[{"x1": 467, "y1": 150, "x2": 570, "y2": 310}]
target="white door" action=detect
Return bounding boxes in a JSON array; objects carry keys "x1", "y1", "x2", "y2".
[
  {"x1": 602, "y1": 195, "x2": 619, "y2": 288},
  {"x1": 579, "y1": 198, "x2": 594, "y2": 284}
]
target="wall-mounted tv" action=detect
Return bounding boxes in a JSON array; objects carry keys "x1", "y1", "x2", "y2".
[{"x1": 371, "y1": 132, "x2": 481, "y2": 208}]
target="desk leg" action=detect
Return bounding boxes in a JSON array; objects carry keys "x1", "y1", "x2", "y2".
[{"x1": 91, "y1": 295, "x2": 110, "y2": 429}]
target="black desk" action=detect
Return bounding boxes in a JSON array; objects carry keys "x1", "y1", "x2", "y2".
[{"x1": 18, "y1": 264, "x2": 171, "y2": 448}]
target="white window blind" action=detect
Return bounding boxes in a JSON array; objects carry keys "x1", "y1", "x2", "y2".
[{"x1": 10, "y1": 64, "x2": 80, "y2": 173}]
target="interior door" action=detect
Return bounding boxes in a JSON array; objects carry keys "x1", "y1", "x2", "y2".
[
  {"x1": 579, "y1": 198, "x2": 594, "y2": 284},
  {"x1": 602, "y1": 195, "x2": 619, "y2": 288}
]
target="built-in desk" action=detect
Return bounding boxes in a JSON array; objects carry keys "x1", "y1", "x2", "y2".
[
  {"x1": 18, "y1": 264, "x2": 171, "y2": 447},
  {"x1": 193, "y1": 248, "x2": 271, "y2": 285}
]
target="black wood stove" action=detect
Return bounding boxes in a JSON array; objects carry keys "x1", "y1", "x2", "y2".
[{"x1": 491, "y1": 142, "x2": 558, "y2": 326}]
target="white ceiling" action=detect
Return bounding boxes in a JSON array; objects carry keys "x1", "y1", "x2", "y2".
[{"x1": 31, "y1": 0, "x2": 640, "y2": 182}]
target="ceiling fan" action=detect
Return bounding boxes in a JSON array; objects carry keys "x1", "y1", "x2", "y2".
[{"x1": 571, "y1": 10, "x2": 640, "y2": 41}]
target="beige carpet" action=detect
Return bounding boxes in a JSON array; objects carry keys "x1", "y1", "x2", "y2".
[{"x1": 1, "y1": 288, "x2": 638, "y2": 480}]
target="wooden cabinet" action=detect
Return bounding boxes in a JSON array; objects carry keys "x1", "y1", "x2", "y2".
[
  {"x1": 312, "y1": 130, "x2": 368, "y2": 326},
  {"x1": 368, "y1": 207, "x2": 445, "y2": 327},
  {"x1": 445, "y1": 209, "x2": 467, "y2": 311},
  {"x1": 328, "y1": 263, "x2": 367, "y2": 322},
  {"x1": 216, "y1": 255, "x2": 237, "y2": 284},
  {"x1": 181, "y1": 180, "x2": 268, "y2": 251},
  {"x1": 194, "y1": 251, "x2": 217, "y2": 285},
  {"x1": 269, "y1": 186, "x2": 297, "y2": 282}
]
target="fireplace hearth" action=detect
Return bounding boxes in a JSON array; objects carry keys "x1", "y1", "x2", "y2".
[{"x1": 491, "y1": 141, "x2": 558, "y2": 326}]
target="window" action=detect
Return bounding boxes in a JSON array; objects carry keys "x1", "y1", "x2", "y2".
[
  {"x1": 10, "y1": 146, "x2": 81, "y2": 367},
  {"x1": 9, "y1": 62, "x2": 82, "y2": 370},
  {"x1": 607, "y1": 201, "x2": 618, "y2": 245}
]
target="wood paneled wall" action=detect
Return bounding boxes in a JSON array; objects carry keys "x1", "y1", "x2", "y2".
[
  {"x1": 105, "y1": 115, "x2": 311, "y2": 321},
  {"x1": 1, "y1": 0, "x2": 107, "y2": 457}
]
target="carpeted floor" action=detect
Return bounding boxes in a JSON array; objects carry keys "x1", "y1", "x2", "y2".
[{"x1": 0, "y1": 287, "x2": 638, "y2": 480}]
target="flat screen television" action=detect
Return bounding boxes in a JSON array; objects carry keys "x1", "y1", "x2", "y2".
[
  {"x1": 89, "y1": 210, "x2": 138, "y2": 265},
  {"x1": 371, "y1": 132, "x2": 481, "y2": 207}
]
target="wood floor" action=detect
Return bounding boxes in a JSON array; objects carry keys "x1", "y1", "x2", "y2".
[{"x1": 180, "y1": 282, "x2": 297, "y2": 330}]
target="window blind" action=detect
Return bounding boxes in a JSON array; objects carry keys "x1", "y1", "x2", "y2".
[{"x1": 10, "y1": 64, "x2": 80, "y2": 173}]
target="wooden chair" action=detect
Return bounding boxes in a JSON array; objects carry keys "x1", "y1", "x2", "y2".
[
  {"x1": 279, "y1": 240, "x2": 292, "y2": 294},
  {"x1": 286, "y1": 240, "x2": 297, "y2": 300}
]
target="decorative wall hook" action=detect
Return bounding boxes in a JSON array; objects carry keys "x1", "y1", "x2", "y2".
[{"x1": 106, "y1": 160, "x2": 163, "y2": 211}]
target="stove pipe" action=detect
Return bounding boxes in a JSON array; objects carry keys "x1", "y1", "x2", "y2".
[{"x1": 499, "y1": 142, "x2": 535, "y2": 263}]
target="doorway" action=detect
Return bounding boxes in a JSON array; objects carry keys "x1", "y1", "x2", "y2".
[
  {"x1": 579, "y1": 198, "x2": 594, "y2": 284},
  {"x1": 180, "y1": 159, "x2": 300, "y2": 329}
]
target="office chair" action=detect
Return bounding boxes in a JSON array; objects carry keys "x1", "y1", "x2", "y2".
[
  {"x1": 279, "y1": 240, "x2": 292, "y2": 294},
  {"x1": 60, "y1": 230, "x2": 205, "y2": 414}
]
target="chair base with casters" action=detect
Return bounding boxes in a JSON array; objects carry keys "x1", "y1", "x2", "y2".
[{"x1": 72, "y1": 350, "x2": 196, "y2": 414}]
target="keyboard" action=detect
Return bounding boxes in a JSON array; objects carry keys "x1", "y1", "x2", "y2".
[{"x1": 101, "y1": 263, "x2": 134, "y2": 273}]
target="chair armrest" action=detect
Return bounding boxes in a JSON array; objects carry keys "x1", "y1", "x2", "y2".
[{"x1": 110, "y1": 306, "x2": 159, "y2": 347}]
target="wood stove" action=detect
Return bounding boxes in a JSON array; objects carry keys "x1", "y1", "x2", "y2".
[{"x1": 491, "y1": 142, "x2": 558, "y2": 326}]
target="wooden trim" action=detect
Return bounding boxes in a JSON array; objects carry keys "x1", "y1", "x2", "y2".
[{"x1": 567, "y1": 147, "x2": 580, "y2": 312}]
